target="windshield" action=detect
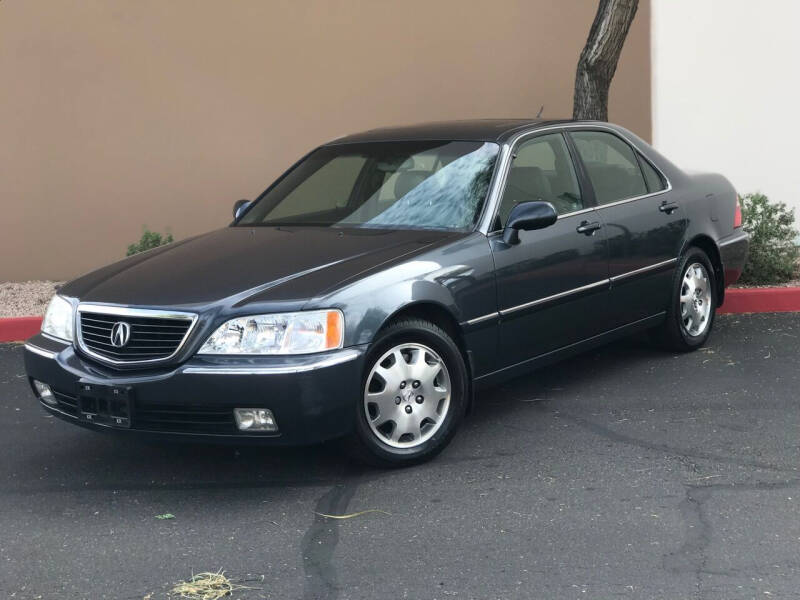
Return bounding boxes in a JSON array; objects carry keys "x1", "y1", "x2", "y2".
[{"x1": 237, "y1": 140, "x2": 499, "y2": 231}]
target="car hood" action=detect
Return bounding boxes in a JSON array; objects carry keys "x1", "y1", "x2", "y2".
[{"x1": 61, "y1": 226, "x2": 462, "y2": 308}]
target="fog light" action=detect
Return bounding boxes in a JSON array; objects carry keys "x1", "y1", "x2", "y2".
[
  {"x1": 33, "y1": 380, "x2": 57, "y2": 406},
  {"x1": 234, "y1": 408, "x2": 278, "y2": 432}
]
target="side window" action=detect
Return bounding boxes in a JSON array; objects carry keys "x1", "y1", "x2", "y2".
[
  {"x1": 496, "y1": 133, "x2": 582, "y2": 227},
  {"x1": 570, "y1": 131, "x2": 648, "y2": 205},
  {"x1": 639, "y1": 156, "x2": 667, "y2": 193}
]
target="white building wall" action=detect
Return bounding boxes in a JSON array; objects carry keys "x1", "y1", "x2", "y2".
[{"x1": 652, "y1": 0, "x2": 800, "y2": 213}]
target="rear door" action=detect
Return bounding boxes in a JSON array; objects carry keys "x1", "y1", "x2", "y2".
[
  {"x1": 490, "y1": 131, "x2": 609, "y2": 369},
  {"x1": 567, "y1": 129, "x2": 687, "y2": 327}
]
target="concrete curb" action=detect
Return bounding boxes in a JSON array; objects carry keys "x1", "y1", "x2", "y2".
[{"x1": 0, "y1": 287, "x2": 798, "y2": 342}]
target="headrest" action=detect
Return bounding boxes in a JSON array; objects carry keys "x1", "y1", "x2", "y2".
[
  {"x1": 394, "y1": 170, "x2": 428, "y2": 199},
  {"x1": 506, "y1": 166, "x2": 552, "y2": 200}
]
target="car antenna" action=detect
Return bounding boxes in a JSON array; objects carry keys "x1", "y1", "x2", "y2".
[{"x1": 536, "y1": 105, "x2": 544, "y2": 118}]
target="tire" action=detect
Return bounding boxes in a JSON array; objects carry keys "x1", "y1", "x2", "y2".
[
  {"x1": 652, "y1": 247, "x2": 717, "y2": 352},
  {"x1": 346, "y1": 318, "x2": 468, "y2": 467}
]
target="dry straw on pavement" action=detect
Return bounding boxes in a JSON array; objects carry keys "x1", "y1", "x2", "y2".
[{"x1": 171, "y1": 570, "x2": 254, "y2": 600}]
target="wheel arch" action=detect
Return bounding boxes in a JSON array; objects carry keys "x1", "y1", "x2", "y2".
[
  {"x1": 682, "y1": 234, "x2": 725, "y2": 306},
  {"x1": 375, "y1": 301, "x2": 475, "y2": 411}
]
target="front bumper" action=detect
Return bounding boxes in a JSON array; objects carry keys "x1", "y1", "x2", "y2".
[{"x1": 24, "y1": 333, "x2": 367, "y2": 445}]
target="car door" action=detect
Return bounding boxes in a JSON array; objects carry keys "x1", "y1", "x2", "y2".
[
  {"x1": 489, "y1": 131, "x2": 610, "y2": 369},
  {"x1": 568, "y1": 129, "x2": 687, "y2": 328}
]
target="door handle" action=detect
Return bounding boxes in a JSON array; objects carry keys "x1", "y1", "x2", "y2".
[
  {"x1": 659, "y1": 201, "x2": 679, "y2": 214},
  {"x1": 576, "y1": 221, "x2": 602, "y2": 235}
]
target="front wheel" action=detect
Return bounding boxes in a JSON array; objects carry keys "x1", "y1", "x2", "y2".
[
  {"x1": 346, "y1": 318, "x2": 468, "y2": 467},
  {"x1": 652, "y1": 247, "x2": 717, "y2": 352}
]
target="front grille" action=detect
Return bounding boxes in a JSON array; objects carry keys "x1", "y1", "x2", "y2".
[{"x1": 79, "y1": 311, "x2": 194, "y2": 363}]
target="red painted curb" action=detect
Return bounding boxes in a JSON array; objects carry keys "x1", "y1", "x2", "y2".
[
  {"x1": 0, "y1": 317, "x2": 43, "y2": 342},
  {"x1": 719, "y1": 287, "x2": 800, "y2": 314}
]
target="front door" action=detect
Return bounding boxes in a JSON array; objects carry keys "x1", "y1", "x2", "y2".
[
  {"x1": 568, "y1": 129, "x2": 687, "y2": 327},
  {"x1": 490, "y1": 131, "x2": 609, "y2": 370}
]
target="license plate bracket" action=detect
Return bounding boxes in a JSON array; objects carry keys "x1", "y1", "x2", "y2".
[{"x1": 76, "y1": 382, "x2": 133, "y2": 428}]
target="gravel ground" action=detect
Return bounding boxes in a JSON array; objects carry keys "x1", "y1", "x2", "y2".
[{"x1": 0, "y1": 281, "x2": 63, "y2": 318}]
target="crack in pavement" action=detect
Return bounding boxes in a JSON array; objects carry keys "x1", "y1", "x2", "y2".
[
  {"x1": 301, "y1": 477, "x2": 360, "y2": 600},
  {"x1": 551, "y1": 410, "x2": 800, "y2": 598},
  {"x1": 663, "y1": 485, "x2": 712, "y2": 599},
  {"x1": 662, "y1": 479, "x2": 800, "y2": 598}
]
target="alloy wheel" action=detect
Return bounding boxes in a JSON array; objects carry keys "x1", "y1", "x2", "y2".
[
  {"x1": 363, "y1": 343, "x2": 451, "y2": 449},
  {"x1": 680, "y1": 262, "x2": 712, "y2": 337}
]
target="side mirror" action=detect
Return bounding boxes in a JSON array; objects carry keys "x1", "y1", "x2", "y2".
[
  {"x1": 502, "y1": 201, "x2": 558, "y2": 245},
  {"x1": 233, "y1": 199, "x2": 251, "y2": 220}
]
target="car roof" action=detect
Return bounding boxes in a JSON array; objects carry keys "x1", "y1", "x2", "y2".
[{"x1": 325, "y1": 118, "x2": 584, "y2": 145}]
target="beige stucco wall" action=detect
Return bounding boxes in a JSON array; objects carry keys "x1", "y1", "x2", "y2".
[{"x1": 0, "y1": 0, "x2": 650, "y2": 281}]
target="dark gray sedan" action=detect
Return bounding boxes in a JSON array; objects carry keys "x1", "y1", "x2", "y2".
[{"x1": 24, "y1": 119, "x2": 749, "y2": 466}]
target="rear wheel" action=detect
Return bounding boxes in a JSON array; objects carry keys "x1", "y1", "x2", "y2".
[
  {"x1": 652, "y1": 247, "x2": 717, "y2": 351},
  {"x1": 347, "y1": 318, "x2": 468, "y2": 467}
]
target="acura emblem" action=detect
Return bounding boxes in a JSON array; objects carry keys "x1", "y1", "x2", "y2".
[{"x1": 110, "y1": 322, "x2": 131, "y2": 347}]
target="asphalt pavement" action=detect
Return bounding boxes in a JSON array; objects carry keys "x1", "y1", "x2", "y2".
[{"x1": 1, "y1": 313, "x2": 799, "y2": 600}]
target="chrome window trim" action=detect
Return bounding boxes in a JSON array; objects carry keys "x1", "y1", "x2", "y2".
[
  {"x1": 76, "y1": 303, "x2": 199, "y2": 366},
  {"x1": 610, "y1": 257, "x2": 677, "y2": 283},
  {"x1": 556, "y1": 206, "x2": 596, "y2": 220},
  {"x1": 480, "y1": 123, "x2": 673, "y2": 234},
  {"x1": 24, "y1": 343, "x2": 58, "y2": 360},
  {"x1": 499, "y1": 278, "x2": 610, "y2": 317},
  {"x1": 182, "y1": 348, "x2": 361, "y2": 375},
  {"x1": 589, "y1": 186, "x2": 672, "y2": 213}
]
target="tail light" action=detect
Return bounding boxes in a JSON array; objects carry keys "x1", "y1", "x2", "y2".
[{"x1": 734, "y1": 194, "x2": 743, "y2": 228}]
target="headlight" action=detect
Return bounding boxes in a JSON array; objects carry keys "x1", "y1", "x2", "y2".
[
  {"x1": 41, "y1": 295, "x2": 75, "y2": 341},
  {"x1": 197, "y1": 310, "x2": 344, "y2": 355}
]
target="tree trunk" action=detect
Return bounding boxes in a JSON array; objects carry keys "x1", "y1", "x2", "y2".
[{"x1": 573, "y1": 0, "x2": 639, "y2": 121}]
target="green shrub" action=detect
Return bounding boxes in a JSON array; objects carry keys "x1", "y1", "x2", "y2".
[
  {"x1": 126, "y1": 227, "x2": 174, "y2": 257},
  {"x1": 739, "y1": 193, "x2": 799, "y2": 284}
]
